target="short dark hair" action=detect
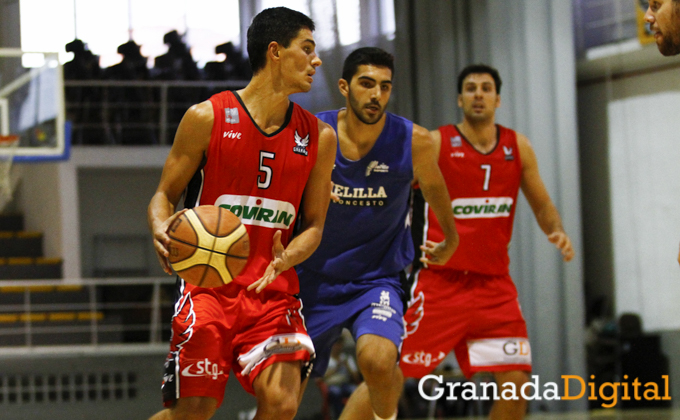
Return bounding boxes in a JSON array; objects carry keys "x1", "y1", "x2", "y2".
[
  {"x1": 341, "y1": 47, "x2": 394, "y2": 83},
  {"x1": 457, "y1": 64, "x2": 502, "y2": 94},
  {"x1": 247, "y1": 7, "x2": 315, "y2": 75}
]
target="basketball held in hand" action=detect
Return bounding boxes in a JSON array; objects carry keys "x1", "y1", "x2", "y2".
[{"x1": 167, "y1": 205, "x2": 250, "y2": 287}]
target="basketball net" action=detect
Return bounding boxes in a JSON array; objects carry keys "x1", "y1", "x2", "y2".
[{"x1": 0, "y1": 134, "x2": 19, "y2": 200}]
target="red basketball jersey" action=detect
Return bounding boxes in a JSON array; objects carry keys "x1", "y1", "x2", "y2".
[
  {"x1": 189, "y1": 91, "x2": 319, "y2": 294},
  {"x1": 423, "y1": 124, "x2": 522, "y2": 275}
]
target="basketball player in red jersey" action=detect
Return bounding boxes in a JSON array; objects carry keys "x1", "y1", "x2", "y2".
[
  {"x1": 147, "y1": 7, "x2": 336, "y2": 420},
  {"x1": 398, "y1": 64, "x2": 575, "y2": 420},
  {"x1": 645, "y1": 0, "x2": 680, "y2": 56}
]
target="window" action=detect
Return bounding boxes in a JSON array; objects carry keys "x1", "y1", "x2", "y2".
[
  {"x1": 20, "y1": 0, "x2": 240, "y2": 68},
  {"x1": 19, "y1": 0, "x2": 395, "y2": 68},
  {"x1": 337, "y1": 0, "x2": 360, "y2": 46}
]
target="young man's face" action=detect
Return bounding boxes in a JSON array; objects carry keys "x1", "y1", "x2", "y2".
[
  {"x1": 457, "y1": 73, "x2": 500, "y2": 123},
  {"x1": 278, "y1": 28, "x2": 322, "y2": 93},
  {"x1": 645, "y1": 0, "x2": 680, "y2": 56},
  {"x1": 342, "y1": 64, "x2": 393, "y2": 125}
]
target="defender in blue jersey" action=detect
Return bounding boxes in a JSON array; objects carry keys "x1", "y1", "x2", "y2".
[{"x1": 296, "y1": 47, "x2": 459, "y2": 420}]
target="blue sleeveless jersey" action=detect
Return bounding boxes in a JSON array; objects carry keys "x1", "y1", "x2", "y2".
[{"x1": 299, "y1": 110, "x2": 414, "y2": 281}]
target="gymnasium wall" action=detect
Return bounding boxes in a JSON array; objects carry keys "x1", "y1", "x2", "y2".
[
  {"x1": 578, "y1": 63, "x2": 680, "y2": 331},
  {"x1": 577, "y1": 51, "x2": 680, "y2": 403}
]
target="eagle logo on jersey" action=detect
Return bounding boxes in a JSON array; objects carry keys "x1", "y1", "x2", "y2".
[
  {"x1": 503, "y1": 145, "x2": 514, "y2": 161},
  {"x1": 293, "y1": 130, "x2": 309, "y2": 156}
]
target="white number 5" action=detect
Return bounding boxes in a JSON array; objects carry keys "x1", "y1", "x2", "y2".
[{"x1": 258, "y1": 151, "x2": 275, "y2": 189}]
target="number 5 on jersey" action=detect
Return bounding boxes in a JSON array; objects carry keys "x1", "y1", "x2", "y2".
[{"x1": 258, "y1": 151, "x2": 275, "y2": 189}]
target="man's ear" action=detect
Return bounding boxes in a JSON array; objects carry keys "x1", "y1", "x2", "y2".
[
  {"x1": 268, "y1": 41, "x2": 281, "y2": 62},
  {"x1": 338, "y1": 78, "x2": 349, "y2": 98}
]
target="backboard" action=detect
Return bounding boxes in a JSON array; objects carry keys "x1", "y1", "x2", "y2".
[{"x1": 0, "y1": 48, "x2": 69, "y2": 162}]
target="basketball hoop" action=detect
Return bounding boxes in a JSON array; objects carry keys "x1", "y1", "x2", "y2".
[{"x1": 0, "y1": 134, "x2": 19, "y2": 200}]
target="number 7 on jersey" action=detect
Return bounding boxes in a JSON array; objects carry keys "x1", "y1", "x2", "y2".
[{"x1": 481, "y1": 164, "x2": 491, "y2": 191}]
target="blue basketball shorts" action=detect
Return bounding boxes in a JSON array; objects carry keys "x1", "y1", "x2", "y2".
[{"x1": 296, "y1": 266, "x2": 406, "y2": 377}]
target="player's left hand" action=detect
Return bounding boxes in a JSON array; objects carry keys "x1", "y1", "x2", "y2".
[
  {"x1": 248, "y1": 230, "x2": 290, "y2": 293},
  {"x1": 419, "y1": 240, "x2": 456, "y2": 267},
  {"x1": 548, "y1": 231, "x2": 574, "y2": 262},
  {"x1": 330, "y1": 181, "x2": 340, "y2": 203}
]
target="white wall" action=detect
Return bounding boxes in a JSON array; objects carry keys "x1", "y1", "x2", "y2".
[
  {"x1": 601, "y1": 68, "x2": 680, "y2": 330},
  {"x1": 578, "y1": 47, "x2": 680, "y2": 403},
  {"x1": 14, "y1": 147, "x2": 170, "y2": 280}
]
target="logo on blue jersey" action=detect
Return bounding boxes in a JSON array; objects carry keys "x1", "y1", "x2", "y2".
[
  {"x1": 371, "y1": 290, "x2": 395, "y2": 321},
  {"x1": 366, "y1": 160, "x2": 390, "y2": 176},
  {"x1": 225, "y1": 107, "x2": 239, "y2": 124},
  {"x1": 293, "y1": 130, "x2": 310, "y2": 156}
]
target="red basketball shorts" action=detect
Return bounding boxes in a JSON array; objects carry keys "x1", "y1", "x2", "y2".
[
  {"x1": 400, "y1": 268, "x2": 531, "y2": 379},
  {"x1": 160, "y1": 280, "x2": 314, "y2": 408}
]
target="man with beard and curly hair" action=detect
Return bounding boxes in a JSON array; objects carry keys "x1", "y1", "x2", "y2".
[{"x1": 645, "y1": 0, "x2": 680, "y2": 56}]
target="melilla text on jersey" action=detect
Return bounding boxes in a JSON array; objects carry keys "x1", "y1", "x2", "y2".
[{"x1": 332, "y1": 184, "x2": 388, "y2": 207}]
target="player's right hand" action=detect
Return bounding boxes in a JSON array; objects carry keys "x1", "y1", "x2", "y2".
[
  {"x1": 152, "y1": 209, "x2": 188, "y2": 275},
  {"x1": 249, "y1": 230, "x2": 290, "y2": 293},
  {"x1": 547, "y1": 231, "x2": 574, "y2": 262},
  {"x1": 419, "y1": 240, "x2": 456, "y2": 267}
]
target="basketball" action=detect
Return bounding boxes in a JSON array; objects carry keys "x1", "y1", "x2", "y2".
[{"x1": 167, "y1": 205, "x2": 250, "y2": 287}]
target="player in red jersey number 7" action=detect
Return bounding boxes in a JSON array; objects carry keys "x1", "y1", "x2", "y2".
[
  {"x1": 400, "y1": 64, "x2": 574, "y2": 420},
  {"x1": 147, "y1": 7, "x2": 336, "y2": 420}
]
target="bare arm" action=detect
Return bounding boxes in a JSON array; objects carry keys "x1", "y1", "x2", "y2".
[
  {"x1": 413, "y1": 125, "x2": 459, "y2": 265},
  {"x1": 517, "y1": 133, "x2": 574, "y2": 262},
  {"x1": 248, "y1": 120, "x2": 337, "y2": 292},
  {"x1": 148, "y1": 101, "x2": 213, "y2": 274}
]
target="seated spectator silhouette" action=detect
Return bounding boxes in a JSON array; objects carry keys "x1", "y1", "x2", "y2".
[
  {"x1": 64, "y1": 39, "x2": 102, "y2": 144},
  {"x1": 203, "y1": 42, "x2": 251, "y2": 98},
  {"x1": 204, "y1": 41, "x2": 251, "y2": 81},
  {"x1": 153, "y1": 30, "x2": 200, "y2": 133},
  {"x1": 64, "y1": 39, "x2": 100, "y2": 81},
  {"x1": 102, "y1": 40, "x2": 155, "y2": 145},
  {"x1": 321, "y1": 334, "x2": 361, "y2": 420},
  {"x1": 153, "y1": 30, "x2": 199, "y2": 81}
]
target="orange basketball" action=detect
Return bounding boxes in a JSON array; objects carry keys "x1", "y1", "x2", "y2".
[{"x1": 167, "y1": 205, "x2": 250, "y2": 288}]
